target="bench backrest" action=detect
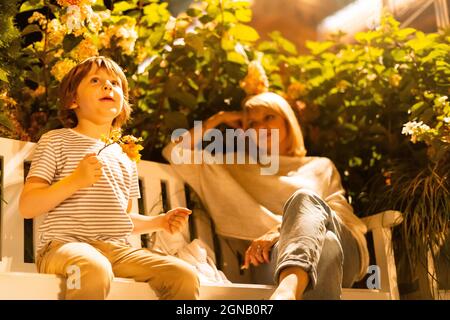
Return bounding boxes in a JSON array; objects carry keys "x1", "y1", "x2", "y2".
[{"x1": 0, "y1": 137, "x2": 191, "y2": 273}]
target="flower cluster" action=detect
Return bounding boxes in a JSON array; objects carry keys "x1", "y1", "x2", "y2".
[
  {"x1": 401, "y1": 120, "x2": 435, "y2": 144},
  {"x1": 286, "y1": 82, "x2": 307, "y2": 100},
  {"x1": 61, "y1": 4, "x2": 103, "y2": 36},
  {"x1": 51, "y1": 58, "x2": 77, "y2": 82},
  {"x1": 57, "y1": 0, "x2": 95, "y2": 8},
  {"x1": 239, "y1": 60, "x2": 269, "y2": 96},
  {"x1": 99, "y1": 129, "x2": 144, "y2": 162},
  {"x1": 99, "y1": 21, "x2": 138, "y2": 55},
  {"x1": 70, "y1": 38, "x2": 99, "y2": 62}
]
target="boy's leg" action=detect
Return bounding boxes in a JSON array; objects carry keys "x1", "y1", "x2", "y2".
[
  {"x1": 94, "y1": 241, "x2": 199, "y2": 300},
  {"x1": 36, "y1": 241, "x2": 114, "y2": 300}
]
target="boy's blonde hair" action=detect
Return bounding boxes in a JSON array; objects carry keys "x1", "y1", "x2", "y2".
[
  {"x1": 58, "y1": 56, "x2": 131, "y2": 129},
  {"x1": 243, "y1": 92, "x2": 307, "y2": 157}
]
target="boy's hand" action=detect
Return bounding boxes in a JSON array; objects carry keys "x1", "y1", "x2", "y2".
[
  {"x1": 71, "y1": 153, "x2": 103, "y2": 189},
  {"x1": 160, "y1": 207, "x2": 192, "y2": 234}
]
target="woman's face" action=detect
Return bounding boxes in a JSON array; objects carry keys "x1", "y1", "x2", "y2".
[{"x1": 245, "y1": 106, "x2": 290, "y2": 155}]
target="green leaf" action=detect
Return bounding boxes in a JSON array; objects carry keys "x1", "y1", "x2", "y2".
[
  {"x1": 422, "y1": 50, "x2": 444, "y2": 63},
  {"x1": 373, "y1": 93, "x2": 383, "y2": 106},
  {"x1": 391, "y1": 49, "x2": 406, "y2": 62},
  {"x1": 186, "y1": 34, "x2": 204, "y2": 56},
  {"x1": 0, "y1": 114, "x2": 14, "y2": 130},
  {"x1": 227, "y1": 51, "x2": 246, "y2": 64},
  {"x1": 20, "y1": 0, "x2": 44, "y2": 12},
  {"x1": 411, "y1": 101, "x2": 425, "y2": 112},
  {"x1": 396, "y1": 28, "x2": 416, "y2": 39},
  {"x1": 21, "y1": 24, "x2": 41, "y2": 37},
  {"x1": 186, "y1": 8, "x2": 202, "y2": 17},
  {"x1": 229, "y1": 24, "x2": 259, "y2": 42},
  {"x1": 144, "y1": 3, "x2": 163, "y2": 25},
  {"x1": 235, "y1": 8, "x2": 252, "y2": 22},
  {"x1": 113, "y1": 1, "x2": 137, "y2": 13},
  {"x1": 349, "y1": 156, "x2": 363, "y2": 167},
  {"x1": 306, "y1": 41, "x2": 334, "y2": 55},
  {"x1": 222, "y1": 11, "x2": 237, "y2": 23},
  {"x1": 355, "y1": 31, "x2": 378, "y2": 44},
  {"x1": 0, "y1": 68, "x2": 9, "y2": 83},
  {"x1": 221, "y1": 37, "x2": 235, "y2": 51},
  {"x1": 63, "y1": 34, "x2": 83, "y2": 52},
  {"x1": 187, "y1": 77, "x2": 199, "y2": 91}
]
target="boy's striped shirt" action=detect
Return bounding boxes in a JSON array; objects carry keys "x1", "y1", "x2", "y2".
[{"x1": 27, "y1": 128, "x2": 140, "y2": 252}]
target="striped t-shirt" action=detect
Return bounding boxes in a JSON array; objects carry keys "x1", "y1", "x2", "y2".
[{"x1": 27, "y1": 128, "x2": 140, "y2": 252}]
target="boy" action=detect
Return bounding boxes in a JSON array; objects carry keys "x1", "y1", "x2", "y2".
[{"x1": 19, "y1": 56, "x2": 199, "y2": 300}]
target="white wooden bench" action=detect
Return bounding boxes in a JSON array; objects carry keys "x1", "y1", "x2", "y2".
[{"x1": 0, "y1": 137, "x2": 403, "y2": 299}]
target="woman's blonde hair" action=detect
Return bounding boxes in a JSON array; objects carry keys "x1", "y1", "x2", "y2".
[
  {"x1": 243, "y1": 92, "x2": 307, "y2": 157},
  {"x1": 58, "y1": 56, "x2": 131, "y2": 129}
]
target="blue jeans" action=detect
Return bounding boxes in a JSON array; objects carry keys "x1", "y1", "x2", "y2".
[{"x1": 251, "y1": 189, "x2": 361, "y2": 299}]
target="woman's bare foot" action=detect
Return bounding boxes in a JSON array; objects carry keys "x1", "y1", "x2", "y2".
[{"x1": 270, "y1": 267, "x2": 309, "y2": 300}]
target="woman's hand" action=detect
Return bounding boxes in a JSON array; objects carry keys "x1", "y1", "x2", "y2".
[
  {"x1": 207, "y1": 111, "x2": 243, "y2": 129},
  {"x1": 242, "y1": 230, "x2": 280, "y2": 269},
  {"x1": 159, "y1": 207, "x2": 192, "y2": 234}
]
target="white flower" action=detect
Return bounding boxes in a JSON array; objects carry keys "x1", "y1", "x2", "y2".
[
  {"x1": 65, "y1": 5, "x2": 82, "y2": 33},
  {"x1": 436, "y1": 96, "x2": 448, "y2": 107},
  {"x1": 402, "y1": 120, "x2": 432, "y2": 143},
  {"x1": 402, "y1": 121, "x2": 417, "y2": 135},
  {"x1": 165, "y1": 16, "x2": 176, "y2": 32},
  {"x1": 173, "y1": 38, "x2": 186, "y2": 46}
]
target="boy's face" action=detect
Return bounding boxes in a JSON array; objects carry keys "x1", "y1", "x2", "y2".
[{"x1": 72, "y1": 65, "x2": 124, "y2": 126}]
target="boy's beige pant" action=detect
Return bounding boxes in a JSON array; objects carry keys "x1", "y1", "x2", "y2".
[{"x1": 36, "y1": 240, "x2": 199, "y2": 300}]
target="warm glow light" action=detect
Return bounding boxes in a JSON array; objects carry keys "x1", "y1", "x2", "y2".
[{"x1": 318, "y1": 0, "x2": 383, "y2": 40}]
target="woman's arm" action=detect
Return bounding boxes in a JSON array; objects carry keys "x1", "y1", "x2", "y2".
[{"x1": 177, "y1": 111, "x2": 243, "y2": 149}]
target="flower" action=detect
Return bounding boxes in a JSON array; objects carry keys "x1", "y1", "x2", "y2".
[
  {"x1": 99, "y1": 129, "x2": 144, "y2": 162},
  {"x1": 286, "y1": 82, "x2": 307, "y2": 100},
  {"x1": 62, "y1": 5, "x2": 83, "y2": 34},
  {"x1": 80, "y1": 4, "x2": 102, "y2": 33},
  {"x1": 28, "y1": 12, "x2": 47, "y2": 28},
  {"x1": 336, "y1": 80, "x2": 350, "y2": 92},
  {"x1": 239, "y1": 60, "x2": 269, "y2": 96},
  {"x1": 120, "y1": 140, "x2": 144, "y2": 162},
  {"x1": 99, "y1": 22, "x2": 138, "y2": 55},
  {"x1": 70, "y1": 38, "x2": 99, "y2": 62},
  {"x1": 389, "y1": 74, "x2": 402, "y2": 87},
  {"x1": 57, "y1": 0, "x2": 95, "y2": 7},
  {"x1": 401, "y1": 120, "x2": 432, "y2": 144},
  {"x1": 47, "y1": 19, "x2": 66, "y2": 46},
  {"x1": 435, "y1": 95, "x2": 448, "y2": 107},
  {"x1": 51, "y1": 58, "x2": 77, "y2": 82}
]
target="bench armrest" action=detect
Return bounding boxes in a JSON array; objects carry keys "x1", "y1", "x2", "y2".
[{"x1": 361, "y1": 210, "x2": 403, "y2": 231}]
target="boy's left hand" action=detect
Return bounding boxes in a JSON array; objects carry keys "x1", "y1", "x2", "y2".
[{"x1": 161, "y1": 207, "x2": 192, "y2": 234}]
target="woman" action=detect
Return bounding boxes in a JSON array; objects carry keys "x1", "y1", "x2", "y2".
[{"x1": 163, "y1": 92, "x2": 369, "y2": 299}]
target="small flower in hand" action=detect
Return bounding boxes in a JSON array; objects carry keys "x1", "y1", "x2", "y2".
[
  {"x1": 98, "y1": 128, "x2": 144, "y2": 162},
  {"x1": 120, "y1": 135, "x2": 144, "y2": 162}
]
